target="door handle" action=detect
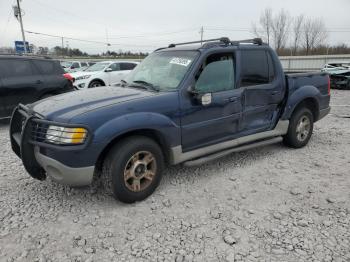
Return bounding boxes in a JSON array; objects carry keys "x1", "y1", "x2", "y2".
[
  {"x1": 35, "y1": 80, "x2": 43, "y2": 84},
  {"x1": 271, "y1": 91, "x2": 279, "y2": 96},
  {"x1": 225, "y1": 97, "x2": 238, "y2": 103}
]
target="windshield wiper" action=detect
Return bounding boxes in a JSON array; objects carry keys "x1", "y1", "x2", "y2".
[{"x1": 131, "y1": 80, "x2": 160, "y2": 92}]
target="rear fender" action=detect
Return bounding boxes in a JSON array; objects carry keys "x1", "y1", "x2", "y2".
[{"x1": 281, "y1": 85, "x2": 321, "y2": 120}]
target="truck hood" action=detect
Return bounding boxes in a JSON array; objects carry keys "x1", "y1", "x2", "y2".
[{"x1": 29, "y1": 87, "x2": 155, "y2": 122}]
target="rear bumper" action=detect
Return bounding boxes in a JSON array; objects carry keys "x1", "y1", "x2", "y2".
[
  {"x1": 34, "y1": 147, "x2": 94, "y2": 186},
  {"x1": 318, "y1": 107, "x2": 331, "y2": 121}
]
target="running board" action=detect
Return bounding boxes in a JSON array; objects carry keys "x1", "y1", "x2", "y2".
[{"x1": 183, "y1": 136, "x2": 283, "y2": 167}]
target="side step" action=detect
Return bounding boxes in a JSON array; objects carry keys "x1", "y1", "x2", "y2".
[{"x1": 183, "y1": 136, "x2": 283, "y2": 167}]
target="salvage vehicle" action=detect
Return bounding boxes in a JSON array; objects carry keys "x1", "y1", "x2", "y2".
[
  {"x1": 0, "y1": 55, "x2": 74, "y2": 119},
  {"x1": 10, "y1": 37, "x2": 331, "y2": 203},
  {"x1": 322, "y1": 62, "x2": 350, "y2": 89},
  {"x1": 70, "y1": 61, "x2": 139, "y2": 89}
]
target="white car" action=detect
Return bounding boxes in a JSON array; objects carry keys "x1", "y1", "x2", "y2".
[
  {"x1": 70, "y1": 61, "x2": 139, "y2": 89},
  {"x1": 61, "y1": 61, "x2": 93, "y2": 73}
]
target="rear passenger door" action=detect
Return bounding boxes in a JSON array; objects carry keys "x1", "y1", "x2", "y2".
[
  {"x1": 239, "y1": 49, "x2": 284, "y2": 132},
  {"x1": 0, "y1": 59, "x2": 45, "y2": 117},
  {"x1": 32, "y1": 60, "x2": 66, "y2": 96}
]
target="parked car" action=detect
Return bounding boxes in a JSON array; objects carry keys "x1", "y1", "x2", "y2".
[
  {"x1": 0, "y1": 55, "x2": 74, "y2": 119},
  {"x1": 70, "y1": 61, "x2": 139, "y2": 89},
  {"x1": 10, "y1": 37, "x2": 330, "y2": 203},
  {"x1": 60, "y1": 61, "x2": 94, "y2": 73},
  {"x1": 321, "y1": 62, "x2": 350, "y2": 89}
]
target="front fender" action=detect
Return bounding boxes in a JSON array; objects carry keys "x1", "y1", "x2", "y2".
[
  {"x1": 281, "y1": 85, "x2": 321, "y2": 120},
  {"x1": 93, "y1": 112, "x2": 181, "y2": 148}
]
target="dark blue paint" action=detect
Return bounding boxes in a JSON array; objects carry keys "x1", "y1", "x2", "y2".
[{"x1": 26, "y1": 44, "x2": 330, "y2": 168}]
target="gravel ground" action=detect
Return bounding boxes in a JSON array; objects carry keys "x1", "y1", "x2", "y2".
[{"x1": 0, "y1": 90, "x2": 349, "y2": 262}]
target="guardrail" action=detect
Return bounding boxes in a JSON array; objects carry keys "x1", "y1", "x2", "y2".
[{"x1": 280, "y1": 54, "x2": 350, "y2": 72}]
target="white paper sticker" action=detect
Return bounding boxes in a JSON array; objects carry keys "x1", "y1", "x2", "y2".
[{"x1": 169, "y1": 57, "x2": 192, "y2": 67}]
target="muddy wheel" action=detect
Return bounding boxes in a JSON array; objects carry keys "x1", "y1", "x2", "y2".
[
  {"x1": 283, "y1": 107, "x2": 314, "y2": 148},
  {"x1": 101, "y1": 136, "x2": 164, "y2": 203}
]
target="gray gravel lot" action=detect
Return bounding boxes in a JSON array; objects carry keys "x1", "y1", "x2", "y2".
[{"x1": 0, "y1": 90, "x2": 349, "y2": 262}]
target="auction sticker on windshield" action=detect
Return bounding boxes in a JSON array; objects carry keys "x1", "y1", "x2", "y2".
[{"x1": 170, "y1": 57, "x2": 192, "y2": 67}]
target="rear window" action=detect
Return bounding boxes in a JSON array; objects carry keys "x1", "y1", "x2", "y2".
[
  {"x1": 0, "y1": 59, "x2": 34, "y2": 78},
  {"x1": 240, "y1": 50, "x2": 269, "y2": 87},
  {"x1": 120, "y1": 63, "x2": 137, "y2": 70},
  {"x1": 33, "y1": 60, "x2": 63, "y2": 75}
]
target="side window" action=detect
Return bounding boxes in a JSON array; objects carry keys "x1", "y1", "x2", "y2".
[
  {"x1": 0, "y1": 59, "x2": 33, "y2": 78},
  {"x1": 120, "y1": 63, "x2": 137, "y2": 70},
  {"x1": 109, "y1": 63, "x2": 120, "y2": 71},
  {"x1": 267, "y1": 52, "x2": 275, "y2": 82},
  {"x1": 195, "y1": 53, "x2": 235, "y2": 93},
  {"x1": 240, "y1": 50, "x2": 269, "y2": 87},
  {"x1": 33, "y1": 60, "x2": 57, "y2": 75},
  {"x1": 81, "y1": 62, "x2": 87, "y2": 67},
  {"x1": 72, "y1": 62, "x2": 80, "y2": 68}
]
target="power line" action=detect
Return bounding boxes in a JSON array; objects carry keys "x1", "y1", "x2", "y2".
[{"x1": 25, "y1": 30, "x2": 159, "y2": 48}]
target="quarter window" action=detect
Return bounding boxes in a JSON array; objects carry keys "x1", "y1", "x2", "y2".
[
  {"x1": 240, "y1": 50, "x2": 269, "y2": 87},
  {"x1": 33, "y1": 60, "x2": 61, "y2": 75}
]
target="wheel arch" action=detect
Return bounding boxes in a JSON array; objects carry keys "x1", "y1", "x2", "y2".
[
  {"x1": 282, "y1": 85, "x2": 321, "y2": 122},
  {"x1": 94, "y1": 128, "x2": 171, "y2": 176}
]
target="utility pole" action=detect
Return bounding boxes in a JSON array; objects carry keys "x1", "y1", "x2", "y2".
[
  {"x1": 16, "y1": 0, "x2": 27, "y2": 54},
  {"x1": 200, "y1": 26, "x2": 204, "y2": 45}
]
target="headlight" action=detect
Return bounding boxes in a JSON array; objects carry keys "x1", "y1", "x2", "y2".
[
  {"x1": 45, "y1": 125, "x2": 88, "y2": 145},
  {"x1": 75, "y1": 75, "x2": 91, "y2": 81}
]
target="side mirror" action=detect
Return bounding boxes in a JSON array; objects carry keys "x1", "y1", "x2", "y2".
[
  {"x1": 105, "y1": 68, "x2": 112, "y2": 72},
  {"x1": 187, "y1": 86, "x2": 212, "y2": 106}
]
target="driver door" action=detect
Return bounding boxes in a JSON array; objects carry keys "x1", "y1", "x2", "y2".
[
  {"x1": 107, "y1": 63, "x2": 123, "y2": 85},
  {"x1": 180, "y1": 52, "x2": 244, "y2": 152}
]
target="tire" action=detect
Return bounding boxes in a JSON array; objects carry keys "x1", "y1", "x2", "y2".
[
  {"x1": 88, "y1": 80, "x2": 104, "y2": 88},
  {"x1": 101, "y1": 136, "x2": 164, "y2": 203},
  {"x1": 283, "y1": 107, "x2": 314, "y2": 148}
]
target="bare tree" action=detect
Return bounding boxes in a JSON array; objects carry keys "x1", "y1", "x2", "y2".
[
  {"x1": 271, "y1": 9, "x2": 290, "y2": 53},
  {"x1": 252, "y1": 8, "x2": 273, "y2": 45},
  {"x1": 292, "y1": 14, "x2": 304, "y2": 55},
  {"x1": 302, "y1": 18, "x2": 328, "y2": 55}
]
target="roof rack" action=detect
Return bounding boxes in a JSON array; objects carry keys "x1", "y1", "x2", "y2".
[{"x1": 155, "y1": 37, "x2": 264, "y2": 51}]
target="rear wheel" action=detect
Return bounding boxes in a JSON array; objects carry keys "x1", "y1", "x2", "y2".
[
  {"x1": 101, "y1": 136, "x2": 164, "y2": 203},
  {"x1": 283, "y1": 107, "x2": 314, "y2": 148}
]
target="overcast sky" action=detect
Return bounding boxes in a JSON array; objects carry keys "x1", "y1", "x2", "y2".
[{"x1": 1, "y1": 0, "x2": 350, "y2": 54}]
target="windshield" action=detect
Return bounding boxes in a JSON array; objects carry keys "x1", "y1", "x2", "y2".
[
  {"x1": 124, "y1": 51, "x2": 198, "y2": 91},
  {"x1": 84, "y1": 62, "x2": 110, "y2": 72},
  {"x1": 61, "y1": 61, "x2": 72, "y2": 68}
]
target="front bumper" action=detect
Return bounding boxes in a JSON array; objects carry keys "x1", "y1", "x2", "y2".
[
  {"x1": 9, "y1": 105, "x2": 95, "y2": 186},
  {"x1": 34, "y1": 147, "x2": 94, "y2": 186}
]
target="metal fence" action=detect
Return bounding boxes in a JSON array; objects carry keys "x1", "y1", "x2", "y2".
[{"x1": 280, "y1": 54, "x2": 350, "y2": 72}]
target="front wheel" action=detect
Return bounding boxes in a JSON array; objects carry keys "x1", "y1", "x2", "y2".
[
  {"x1": 101, "y1": 136, "x2": 164, "y2": 203},
  {"x1": 88, "y1": 80, "x2": 104, "y2": 88},
  {"x1": 283, "y1": 107, "x2": 314, "y2": 148}
]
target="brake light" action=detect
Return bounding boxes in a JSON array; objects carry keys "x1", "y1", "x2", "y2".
[
  {"x1": 63, "y1": 73, "x2": 73, "y2": 82},
  {"x1": 327, "y1": 75, "x2": 331, "y2": 95}
]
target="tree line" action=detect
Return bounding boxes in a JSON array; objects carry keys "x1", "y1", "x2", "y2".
[{"x1": 252, "y1": 8, "x2": 350, "y2": 56}]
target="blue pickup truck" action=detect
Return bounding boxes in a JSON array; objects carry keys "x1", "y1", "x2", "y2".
[{"x1": 10, "y1": 37, "x2": 330, "y2": 203}]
